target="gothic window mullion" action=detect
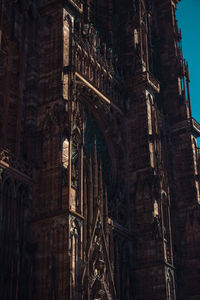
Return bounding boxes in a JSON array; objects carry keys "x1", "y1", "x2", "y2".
[{"x1": 70, "y1": 127, "x2": 82, "y2": 212}]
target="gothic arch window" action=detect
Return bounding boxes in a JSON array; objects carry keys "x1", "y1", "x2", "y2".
[
  {"x1": 62, "y1": 138, "x2": 69, "y2": 169},
  {"x1": 147, "y1": 94, "x2": 155, "y2": 168},
  {"x1": 64, "y1": 14, "x2": 73, "y2": 67},
  {"x1": 84, "y1": 106, "x2": 114, "y2": 210},
  {"x1": 149, "y1": 142, "x2": 155, "y2": 168},
  {"x1": 152, "y1": 106, "x2": 159, "y2": 136},
  {"x1": 147, "y1": 94, "x2": 153, "y2": 135},
  {"x1": 70, "y1": 127, "x2": 81, "y2": 212},
  {"x1": 40, "y1": 111, "x2": 62, "y2": 209},
  {"x1": 140, "y1": 0, "x2": 148, "y2": 69},
  {"x1": 71, "y1": 129, "x2": 80, "y2": 189}
]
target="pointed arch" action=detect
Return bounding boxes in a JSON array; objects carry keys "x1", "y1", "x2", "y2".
[{"x1": 63, "y1": 13, "x2": 73, "y2": 67}]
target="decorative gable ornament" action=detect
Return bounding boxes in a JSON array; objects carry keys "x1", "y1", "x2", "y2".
[{"x1": 82, "y1": 209, "x2": 116, "y2": 300}]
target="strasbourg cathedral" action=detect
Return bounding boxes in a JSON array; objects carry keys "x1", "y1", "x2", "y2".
[{"x1": 1, "y1": 0, "x2": 200, "y2": 299}]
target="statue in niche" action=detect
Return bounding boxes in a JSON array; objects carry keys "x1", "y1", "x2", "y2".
[
  {"x1": 62, "y1": 138, "x2": 69, "y2": 186},
  {"x1": 152, "y1": 199, "x2": 162, "y2": 239},
  {"x1": 69, "y1": 214, "x2": 81, "y2": 239}
]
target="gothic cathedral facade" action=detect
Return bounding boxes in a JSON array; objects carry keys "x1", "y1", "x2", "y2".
[{"x1": 1, "y1": 0, "x2": 200, "y2": 299}]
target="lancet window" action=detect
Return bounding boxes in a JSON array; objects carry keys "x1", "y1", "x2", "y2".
[
  {"x1": 63, "y1": 14, "x2": 73, "y2": 67},
  {"x1": 140, "y1": 0, "x2": 149, "y2": 70},
  {"x1": 147, "y1": 94, "x2": 153, "y2": 135},
  {"x1": 62, "y1": 138, "x2": 69, "y2": 169},
  {"x1": 71, "y1": 131, "x2": 80, "y2": 190}
]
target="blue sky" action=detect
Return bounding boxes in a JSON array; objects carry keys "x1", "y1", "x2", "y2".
[{"x1": 176, "y1": 0, "x2": 200, "y2": 125}]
